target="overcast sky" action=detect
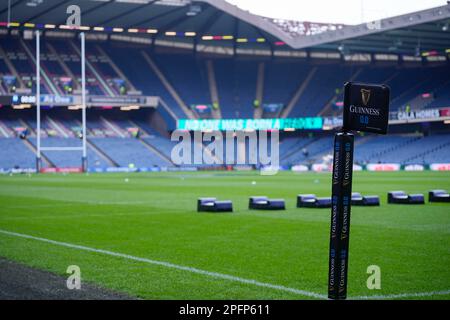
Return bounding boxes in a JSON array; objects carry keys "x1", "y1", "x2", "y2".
[{"x1": 226, "y1": 0, "x2": 448, "y2": 25}]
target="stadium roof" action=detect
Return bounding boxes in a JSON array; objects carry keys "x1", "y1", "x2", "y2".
[{"x1": 1, "y1": 0, "x2": 450, "y2": 55}]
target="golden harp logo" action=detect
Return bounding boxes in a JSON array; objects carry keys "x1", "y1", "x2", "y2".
[{"x1": 361, "y1": 88, "x2": 371, "y2": 106}]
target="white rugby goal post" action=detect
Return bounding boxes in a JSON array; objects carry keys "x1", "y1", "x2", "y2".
[{"x1": 35, "y1": 31, "x2": 87, "y2": 172}]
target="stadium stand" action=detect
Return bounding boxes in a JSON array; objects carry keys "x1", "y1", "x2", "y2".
[
  {"x1": 2, "y1": 41, "x2": 450, "y2": 117},
  {"x1": 0, "y1": 138, "x2": 36, "y2": 169},
  {"x1": 290, "y1": 64, "x2": 352, "y2": 117},
  {"x1": 29, "y1": 137, "x2": 109, "y2": 168},
  {"x1": 89, "y1": 137, "x2": 171, "y2": 168},
  {"x1": 214, "y1": 59, "x2": 259, "y2": 119},
  {"x1": 263, "y1": 61, "x2": 312, "y2": 117},
  {"x1": 1, "y1": 103, "x2": 450, "y2": 170},
  {"x1": 153, "y1": 54, "x2": 210, "y2": 111},
  {"x1": 282, "y1": 136, "x2": 334, "y2": 165},
  {"x1": 108, "y1": 47, "x2": 185, "y2": 122},
  {"x1": 0, "y1": 2, "x2": 449, "y2": 171}
]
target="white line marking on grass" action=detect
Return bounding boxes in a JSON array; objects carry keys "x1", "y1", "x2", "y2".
[
  {"x1": 0, "y1": 229, "x2": 326, "y2": 299},
  {"x1": 352, "y1": 290, "x2": 450, "y2": 300},
  {"x1": 1, "y1": 229, "x2": 448, "y2": 300},
  {"x1": 0, "y1": 211, "x2": 164, "y2": 221}
]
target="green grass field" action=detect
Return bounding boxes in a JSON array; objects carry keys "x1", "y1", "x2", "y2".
[{"x1": 0, "y1": 171, "x2": 449, "y2": 300}]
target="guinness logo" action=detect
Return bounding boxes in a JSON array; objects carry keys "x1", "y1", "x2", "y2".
[
  {"x1": 361, "y1": 88, "x2": 371, "y2": 105},
  {"x1": 344, "y1": 82, "x2": 390, "y2": 134}
]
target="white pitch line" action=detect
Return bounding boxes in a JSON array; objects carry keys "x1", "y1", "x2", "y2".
[
  {"x1": 1, "y1": 229, "x2": 448, "y2": 300},
  {"x1": 352, "y1": 290, "x2": 450, "y2": 300},
  {"x1": 0, "y1": 229, "x2": 325, "y2": 299}
]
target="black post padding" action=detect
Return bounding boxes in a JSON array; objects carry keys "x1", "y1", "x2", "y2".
[
  {"x1": 328, "y1": 132, "x2": 354, "y2": 300},
  {"x1": 36, "y1": 157, "x2": 41, "y2": 173},
  {"x1": 82, "y1": 156, "x2": 88, "y2": 173}
]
